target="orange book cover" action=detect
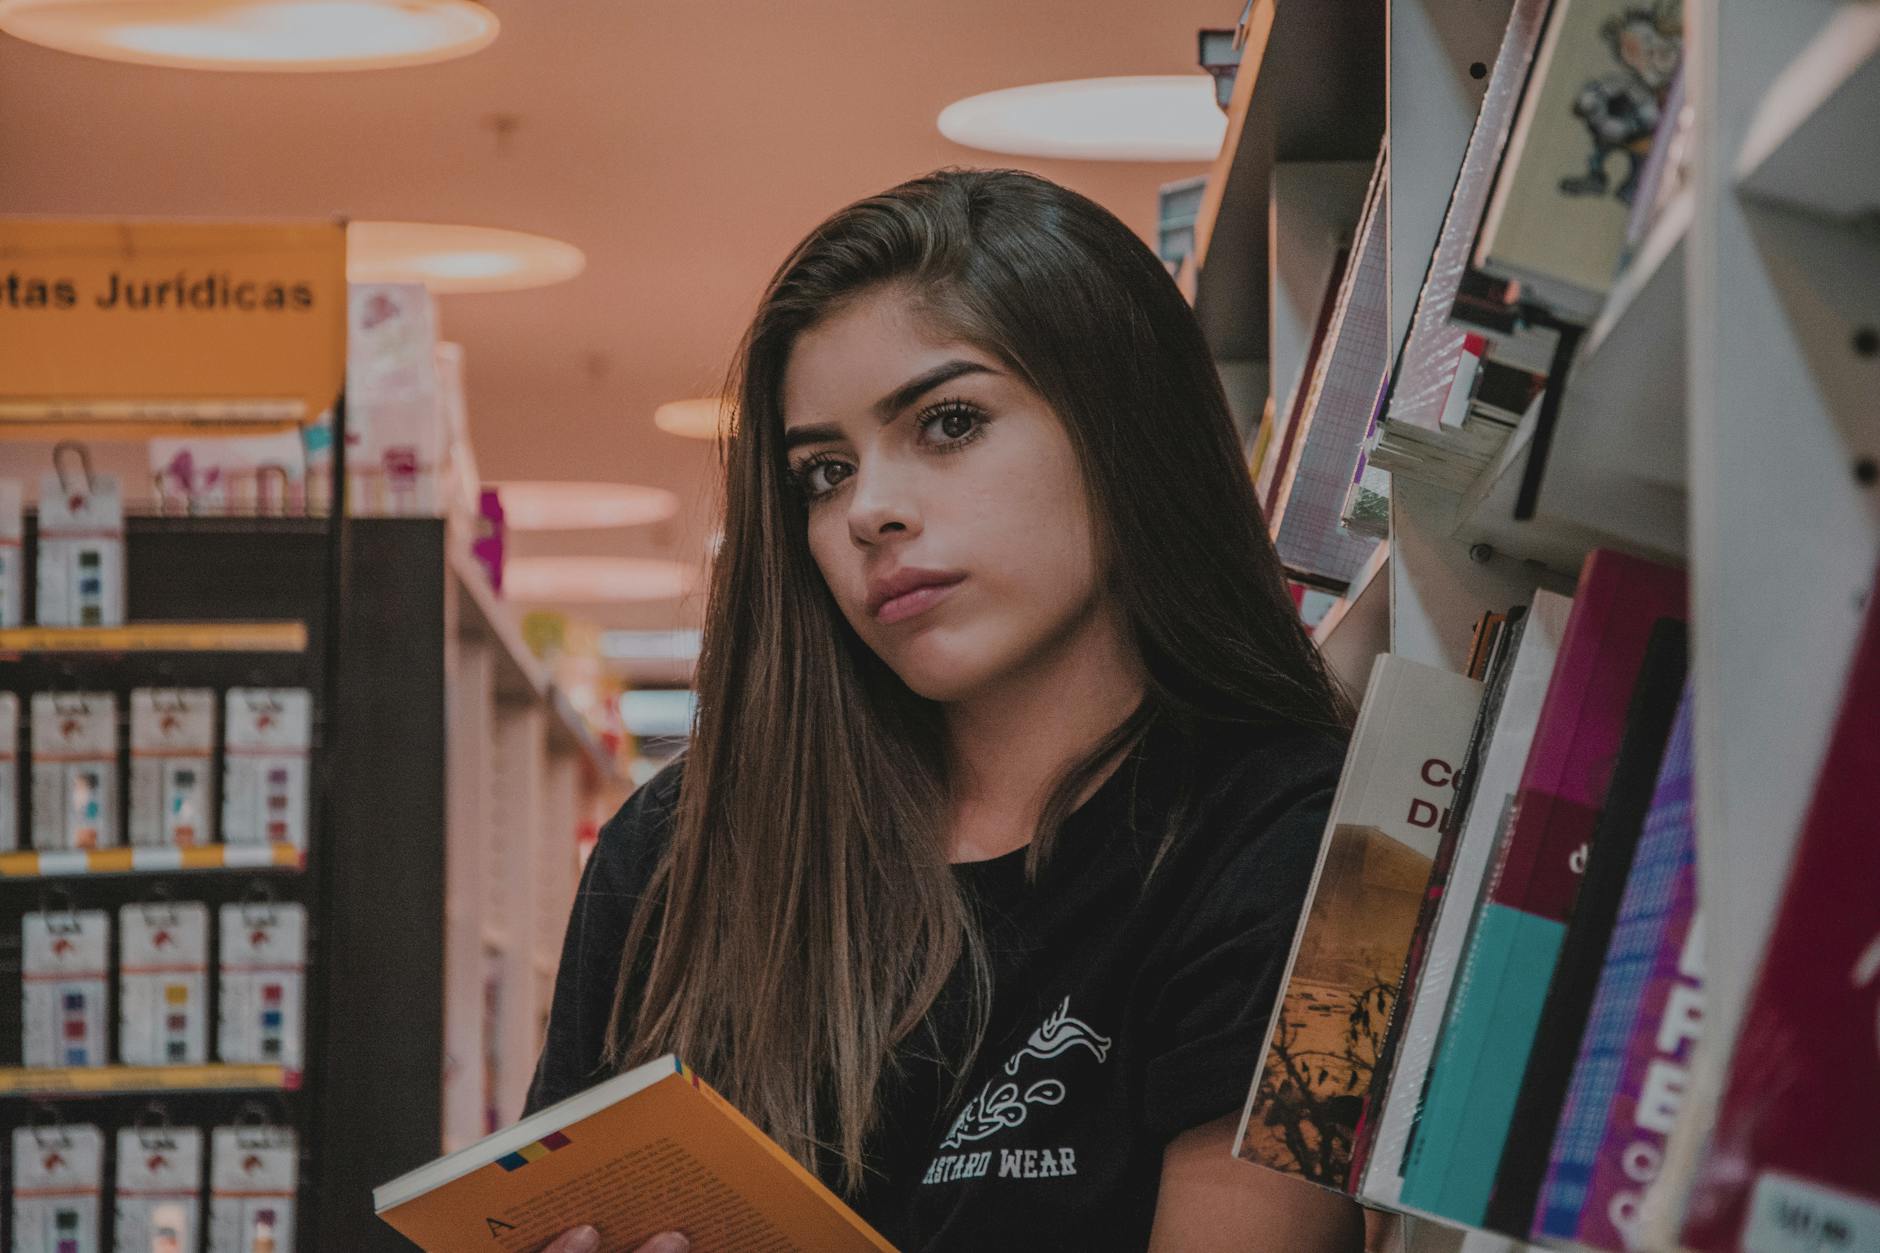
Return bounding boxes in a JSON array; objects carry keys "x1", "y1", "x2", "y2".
[{"x1": 375, "y1": 1056, "x2": 896, "y2": 1252}]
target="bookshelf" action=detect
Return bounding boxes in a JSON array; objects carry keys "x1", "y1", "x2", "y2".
[
  {"x1": 1192, "y1": 0, "x2": 1385, "y2": 427},
  {"x1": 440, "y1": 529, "x2": 616, "y2": 1155},
  {"x1": 1198, "y1": 0, "x2": 1880, "y2": 1248}
]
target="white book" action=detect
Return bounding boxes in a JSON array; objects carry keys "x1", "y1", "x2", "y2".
[{"x1": 1358, "y1": 588, "x2": 1574, "y2": 1206}]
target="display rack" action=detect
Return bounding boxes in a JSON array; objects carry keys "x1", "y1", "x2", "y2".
[
  {"x1": 1194, "y1": 1, "x2": 1879, "y2": 1249},
  {"x1": 0, "y1": 504, "x2": 348, "y2": 1253}
]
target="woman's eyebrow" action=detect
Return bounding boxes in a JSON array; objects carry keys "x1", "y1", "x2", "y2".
[
  {"x1": 871, "y1": 359, "x2": 995, "y2": 420},
  {"x1": 783, "y1": 359, "x2": 997, "y2": 453}
]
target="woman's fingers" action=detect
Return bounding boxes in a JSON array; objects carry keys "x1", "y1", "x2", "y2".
[
  {"x1": 544, "y1": 1228, "x2": 600, "y2": 1253},
  {"x1": 541, "y1": 1227, "x2": 690, "y2": 1253}
]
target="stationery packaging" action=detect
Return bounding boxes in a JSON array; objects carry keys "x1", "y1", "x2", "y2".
[
  {"x1": 22, "y1": 909, "x2": 110, "y2": 1067},
  {"x1": 209, "y1": 1124, "x2": 298, "y2": 1253},
  {"x1": 218, "y1": 902, "x2": 306, "y2": 1069},
  {"x1": 36, "y1": 451, "x2": 126, "y2": 628},
  {"x1": 345, "y1": 282, "x2": 444, "y2": 517},
  {"x1": 0, "y1": 477, "x2": 22, "y2": 627},
  {"x1": 119, "y1": 901, "x2": 210, "y2": 1066},
  {"x1": 115, "y1": 1124, "x2": 204, "y2": 1253},
  {"x1": 473, "y1": 487, "x2": 505, "y2": 593},
  {"x1": 0, "y1": 690, "x2": 18, "y2": 852},
  {"x1": 130, "y1": 689, "x2": 217, "y2": 848},
  {"x1": 149, "y1": 430, "x2": 309, "y2": 516},
  {"x1": 31, "y1": 691, "x2": 120, "y2": 850},
  {"x1": 12, "y1": 1123, "x2": 104, "y2": 1253},
  {"x1": 222, "y1": 689, "x2": 311, "y2": 849}
]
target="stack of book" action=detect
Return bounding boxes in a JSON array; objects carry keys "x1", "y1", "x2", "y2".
[{"x1": 1234, "y1": 541, "x2": 1880, "y2": 1249}]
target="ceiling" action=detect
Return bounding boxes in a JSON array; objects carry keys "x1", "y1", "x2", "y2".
[{"x1": 0, "y1": 0, "x2": 1222, "y2": 632}]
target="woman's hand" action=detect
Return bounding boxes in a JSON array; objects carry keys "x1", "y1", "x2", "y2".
[{"x1": 543, "y1": 1226, "x2": 689, "y2": 1253}]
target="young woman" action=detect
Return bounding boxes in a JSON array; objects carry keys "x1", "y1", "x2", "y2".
[{"x1": 529, "y1": 168, "x2": 1366, "y2": 1252}]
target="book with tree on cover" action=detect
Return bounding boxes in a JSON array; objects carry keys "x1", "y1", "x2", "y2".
[
  {"x1": 375, "y1": 1055, "x2": 896, "y2": 1253},
  {"x1": 1235, "y1": 654, "x2": 1483, "y2": 1188}
]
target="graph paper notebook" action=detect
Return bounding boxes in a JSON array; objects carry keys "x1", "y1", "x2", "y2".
[{"x1": 375, "y1": 1055, "x2": 896, "y2": 1252}]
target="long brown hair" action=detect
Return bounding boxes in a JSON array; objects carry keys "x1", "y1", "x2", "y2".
[{"x1": 606, "y1": 168, "x2": 1350, "y2": 1192}]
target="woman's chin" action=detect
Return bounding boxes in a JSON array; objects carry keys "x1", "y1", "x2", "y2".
[{"x1": 879, "y1": 635, "x2": 1008, "y2": 704}]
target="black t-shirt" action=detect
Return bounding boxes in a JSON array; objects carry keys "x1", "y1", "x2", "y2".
[{"x1": 525, "y1": 715, "x2": 1346, "y2": 1252}]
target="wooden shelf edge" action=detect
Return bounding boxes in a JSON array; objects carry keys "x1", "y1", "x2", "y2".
[
  {"x1": 0, "y1": 620, "x2": 308, "y2": 654},
  {"x1": 0, "y1": 1063, "x2": 301, "y2": 1097},
  {"x1": 1191, "y1": 0, "x2": 1279, "y2": 276},
  {"x1": 0, "y1": 842, "x2": 305, "y2": 879}
]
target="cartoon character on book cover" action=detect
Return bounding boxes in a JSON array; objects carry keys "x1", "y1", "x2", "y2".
[{"x1": 1559, "y1": 2, "x2": 1683, "y2": 205}]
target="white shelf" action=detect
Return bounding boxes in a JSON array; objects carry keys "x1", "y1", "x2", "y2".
[
  {"x1": 1313, "y1": 543, "x2": 1391, "y2": 697},
  {"x1": 1735, "y1": 1, "x2": 1880, "y2": 223},
  {"x1": 1582, "y1": 188, "x2": 1692, "y2": 365},
  {"x1": 1449, "y1": 196, "x2": 1691, "y2": 577},
  {"x1": 1192, "y1": 0, "x2": 1385, "y2": 404},
  {"x1": 1312, "y1": 540, "x2": 1390, "y2": 646}
]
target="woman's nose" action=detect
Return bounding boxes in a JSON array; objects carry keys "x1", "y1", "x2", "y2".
[{"x1": 847, "y1": 462, "x2": 922, "y2": 546}]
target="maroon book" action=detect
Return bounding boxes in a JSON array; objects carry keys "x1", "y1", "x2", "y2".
[{"x1": 1680, "y1": 564, "x2": 1880, "y2": 1250}]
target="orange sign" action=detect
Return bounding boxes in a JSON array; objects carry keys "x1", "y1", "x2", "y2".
[{"x1": 0, "y1": 218, "x2": 346, "y2": 437}]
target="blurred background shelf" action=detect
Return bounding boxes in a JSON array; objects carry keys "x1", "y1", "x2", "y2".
[
  {"x1": 0, "y1": 1063, "x2": 301, "y2": 1098},
  {"x1": 0, "y1": 843, "x2": 305, "y2": 879},
  {"x1": 0, "y1": 620, "x2": 308, "y2": 654}
]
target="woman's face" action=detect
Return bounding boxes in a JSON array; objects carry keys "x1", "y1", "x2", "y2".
[{"x1": 779, "y1": 286, "x2": 1111, "y2": 704}]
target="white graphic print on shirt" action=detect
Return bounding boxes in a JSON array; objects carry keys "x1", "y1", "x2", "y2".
[{"x1": 921, "y1": 997, "x2": 1111, "y2": 1185}]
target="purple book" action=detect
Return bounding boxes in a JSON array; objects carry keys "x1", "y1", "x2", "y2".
[{"x1": 1531, "y1": 683, "x2": 1699, "y2": 1249}]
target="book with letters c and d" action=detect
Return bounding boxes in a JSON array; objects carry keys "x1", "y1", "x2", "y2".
[
  {"x1": 1235, "y1": 654, "x2": 1483, "y2": 1189},
  {"x1": 374, "y1": 1055, "x2": 896, "y2": 1252}
]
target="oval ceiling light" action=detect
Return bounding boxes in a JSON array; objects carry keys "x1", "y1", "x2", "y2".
[
  {"x1": 490, "y1": 481, "x2": 679, "y2": 531},
  {"x1": 504, "y1": 557, "x2": 697, "y2": 604},
  {"x1": 938, "y1": 75, "x2": 1226, "y2": 162},
  {"x1": 348, "y1": 222, "x2": 584, "y2": 294},
  {"x1": 0, "y1": 0, "x2": 498, "y2": 72},
  {"x1": 653, "y1": 397, "x2": 733, "y2": 441}
]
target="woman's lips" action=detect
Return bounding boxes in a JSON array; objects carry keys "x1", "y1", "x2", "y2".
[{"x1": 875, "y1": 577, "x2": 965, "y2": 625}]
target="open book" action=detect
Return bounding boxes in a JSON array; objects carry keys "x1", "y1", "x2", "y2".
[{"x1": 375, "y1": 1055, "x2": 896, "y2": 1252}]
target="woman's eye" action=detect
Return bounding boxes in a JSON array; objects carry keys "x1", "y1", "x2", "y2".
[
  {"x1": 918, "y1": 401, "x2": 986, "y2": 447},
  {"x1": 794, "y1": 457, "x2": 852, "y2": 500}
]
